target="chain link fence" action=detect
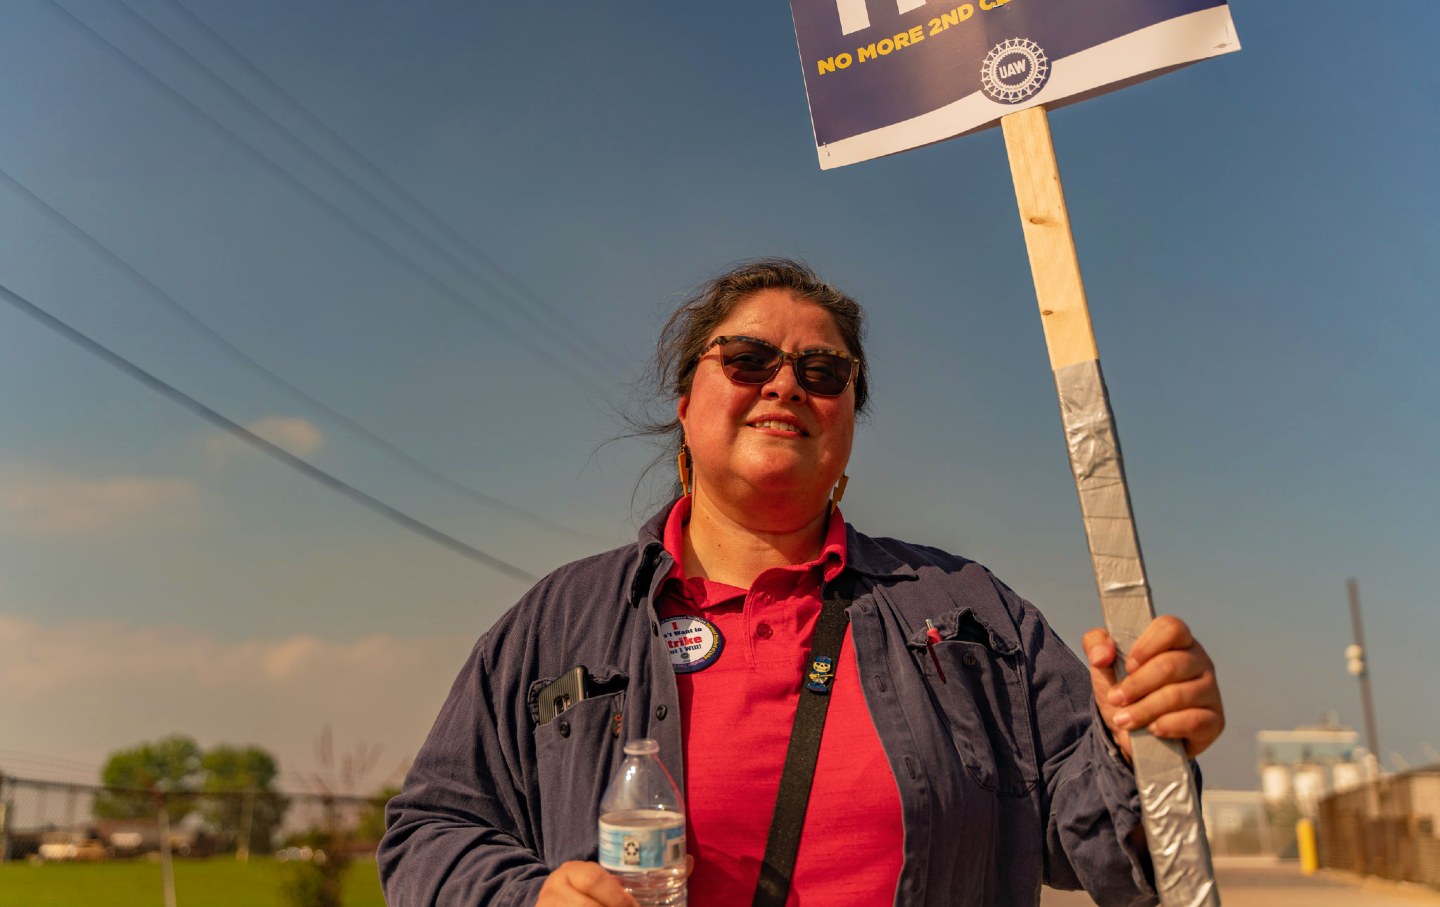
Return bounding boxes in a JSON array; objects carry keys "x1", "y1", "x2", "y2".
[
  {"x1": 1318, "y1": 765, "x2": 1440, "y2": 891},
  {"x1": 1202, "y1": 789, "x2": 1284, "y2": 858},
  {"x1": 0, "y1": 774, "x2": 383, "y2": 863}
]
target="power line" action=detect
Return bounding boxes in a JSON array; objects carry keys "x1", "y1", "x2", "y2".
[
  {"x1": 0, "y1": 280, "x2": 540, "y2": 584},
  {"x1": 0, "y1": 162, "x2": 602, "y2": 544},
  {"x1": 107, "y1": 0, "x2": 623, "y2": 384},
  {"x1": 152, "y1": 0, "x2": 620, "y2": 379},
  {"x1": 115, "y1": 0, "x2": 622, "y2": 388},
  {"x1": 0, "y1": 749, "x2": 102, "y2": 773},
  {"x1": 0, "y1": 751, "x2": 102, "y2": 785},
  {"x1": 41, "y1": 0, "x2": 598, "y2": 389}
]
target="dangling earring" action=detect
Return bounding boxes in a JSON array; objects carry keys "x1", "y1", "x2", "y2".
[
  {"x1": 677, "y1": 445, "x2": 693, "y2": 497},
  {"x1": 829, "y1": 474, "x2": 849, "y2": 513}
]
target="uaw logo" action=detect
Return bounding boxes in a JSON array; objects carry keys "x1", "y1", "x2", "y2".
[{"x1": 980, "y1": 38, "x2": 1050, "y2": 104}]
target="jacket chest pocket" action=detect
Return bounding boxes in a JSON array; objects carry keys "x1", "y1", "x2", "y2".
[
  {"x1": 910, "y1": 619, "x2": 1039, "y2": 797},
  {"x1": 531, "y1": 672, "x2": 627, "y2": 863}
]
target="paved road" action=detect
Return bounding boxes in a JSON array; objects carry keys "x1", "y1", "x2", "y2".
[{"x1": 1039, "y1": 858, "x2": 1440, "y2": 906}]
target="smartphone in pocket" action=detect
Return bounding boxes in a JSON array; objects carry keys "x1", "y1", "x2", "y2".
[{"x1": 537, "y1": 666, "x2": 591, "y2": 725}]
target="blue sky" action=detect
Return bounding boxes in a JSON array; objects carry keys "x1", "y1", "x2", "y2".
[{"x1": 0, "y1": 0, "x2": 1436, "y2": 792}]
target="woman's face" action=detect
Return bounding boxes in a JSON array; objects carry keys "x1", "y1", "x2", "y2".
[{"x1": 678, "y1": 289, "x2": 856, "y2": 514}]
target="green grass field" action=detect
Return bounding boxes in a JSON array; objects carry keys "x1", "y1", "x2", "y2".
[{"x1": 0, "y1": 856, "x2": 385, "y2": 907}]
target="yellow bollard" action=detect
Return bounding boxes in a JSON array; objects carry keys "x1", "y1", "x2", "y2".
[{"x1": 1296, "y1": 818, "x2": 1318, "y2": 874}]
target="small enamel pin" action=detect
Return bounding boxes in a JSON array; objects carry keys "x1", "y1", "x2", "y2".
[{"x1": 805, "y1": 655, "x2": 835, "y2": 693}]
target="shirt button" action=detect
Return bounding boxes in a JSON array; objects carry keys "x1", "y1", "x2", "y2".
[
  {"x1": 655, "y1": 705, "x2": 669, "y2": 720},
  {"x1": 756, "y1": 622, "x2": 774, "y2": 639},
  {"x1": 558, "y1": 720, "x2": 571, "y2": 738}
]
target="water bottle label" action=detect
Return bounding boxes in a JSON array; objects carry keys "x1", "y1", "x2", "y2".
[{"x1": 598, "y1": 819, "x2": 684, "y2": 871}]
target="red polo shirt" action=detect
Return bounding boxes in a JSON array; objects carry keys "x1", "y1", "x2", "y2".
[{"x1": 656, "y1": 498, "x2": 904, "y2": 905}]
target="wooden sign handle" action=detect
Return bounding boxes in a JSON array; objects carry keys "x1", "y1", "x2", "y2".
[{"x1": 1001, "y1": 105, "x2": 1219, "y2": 907}]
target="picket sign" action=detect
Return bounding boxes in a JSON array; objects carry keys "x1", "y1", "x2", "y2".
[{"x1": 788, "y1": 3, "x2": 1240, "y2": 901}]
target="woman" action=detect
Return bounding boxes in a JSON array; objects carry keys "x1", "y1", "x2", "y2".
[{"x1": 379, "y1": 259, "x2": 1223, "y2": 906}]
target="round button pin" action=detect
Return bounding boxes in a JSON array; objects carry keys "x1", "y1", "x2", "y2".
[{"x1": 662, "y1": 615, "x2": 724, "y2": 673}]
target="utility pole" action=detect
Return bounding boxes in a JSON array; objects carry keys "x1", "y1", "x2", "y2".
[
  {"x1": 0, "y1": 770, "x2": 9, "y2": 864},
  {"x1": 237, "y1": 787, "x2": 255, "y2": 863},
  {"x1": 157, "y1": 792, "x2": 177, "y2": 907},
  {"x1": 1345, "y1": 578, "x2": 1381, "y2": 761}
]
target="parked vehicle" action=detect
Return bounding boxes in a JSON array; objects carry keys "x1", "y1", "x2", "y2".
[{"x1": 36, "y1": 829, "x2": 108, "y2": 861}]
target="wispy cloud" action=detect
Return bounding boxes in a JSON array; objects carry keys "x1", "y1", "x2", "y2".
[
  {"x1": 0, "y1": 617, "x2": 473, "y2": 792},
  {"x1": 204, "y1": 416, "x2": 324, "y2": 464},
  {"x1": 0, "y1": 470, "x2": 203, "y2": 538}
]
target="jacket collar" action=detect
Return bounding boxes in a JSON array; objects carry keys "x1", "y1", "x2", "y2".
[
  {"x1": 843, "y1": 524, "x2": 919, "y2": 580},
  {"x1": 628, "y1": 500, "x2": 915, "y2": 606},
  {"x1": 628, "y1": 506, "x2": 673, "y2": 608}
]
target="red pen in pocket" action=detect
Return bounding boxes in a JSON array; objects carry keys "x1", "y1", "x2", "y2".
[{"x1": 925, "y1": 619, "x2": 946, "y2": 684}]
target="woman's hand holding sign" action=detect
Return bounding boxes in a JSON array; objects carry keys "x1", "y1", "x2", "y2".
[{"x1": 1084, "y1": 615, "x2": 1224, "y2": 761}]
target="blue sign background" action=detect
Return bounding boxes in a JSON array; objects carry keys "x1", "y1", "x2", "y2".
[{"x1": 792, "y1": 0, "x2": 1227, "y2": 147}]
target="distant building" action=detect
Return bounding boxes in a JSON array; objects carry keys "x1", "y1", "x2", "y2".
[{"x1": 1257, "y1": 715, "x2": 1377, "y2": 817}]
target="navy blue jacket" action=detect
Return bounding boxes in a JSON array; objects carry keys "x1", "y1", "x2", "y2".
[{"x1": 380, "y1": 510, "x2": 1160, "y2": 906}]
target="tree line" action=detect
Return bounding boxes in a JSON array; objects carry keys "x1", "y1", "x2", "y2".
[{"x1": 96, "y1": 734, "x2": 289, "y2": 854}]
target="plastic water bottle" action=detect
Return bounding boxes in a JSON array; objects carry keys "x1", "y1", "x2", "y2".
[{"x1": 598, "y1": 738, "x2": 687, "y2": 906}]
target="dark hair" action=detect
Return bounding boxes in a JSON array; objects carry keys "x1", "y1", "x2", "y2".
[{"x1": 627, "y1": 258, "x2": 869, "y2": 500}]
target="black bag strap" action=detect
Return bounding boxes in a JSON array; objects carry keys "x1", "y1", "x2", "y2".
[{"x1": 752, "y1": 578, "x2": 853, "y2": 907}]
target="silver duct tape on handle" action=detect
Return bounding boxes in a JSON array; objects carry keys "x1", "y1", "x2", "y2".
[
  {"x1": 1054, "y1": 359, "x2": 1219, "y2": 907},
  {"x1": 1134, "y1": 733, "x2": 1218, "y2": 907}
]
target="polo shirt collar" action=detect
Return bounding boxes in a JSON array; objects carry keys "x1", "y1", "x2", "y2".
[
  {"x1": 657, "y1": 495, "x2": 849, "y2": 584},
  {"x1": 632, "y1": 497, "x2": 918, "y2": 606}
]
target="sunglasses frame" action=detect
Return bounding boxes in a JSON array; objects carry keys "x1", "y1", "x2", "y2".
[{"x1": 703, "y1": 335, "x2": 860, "y2": 397}]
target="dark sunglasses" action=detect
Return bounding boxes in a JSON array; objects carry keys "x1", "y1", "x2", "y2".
[{"x1": 703, "y1": 335, "x2": 859, "y2": 397}]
